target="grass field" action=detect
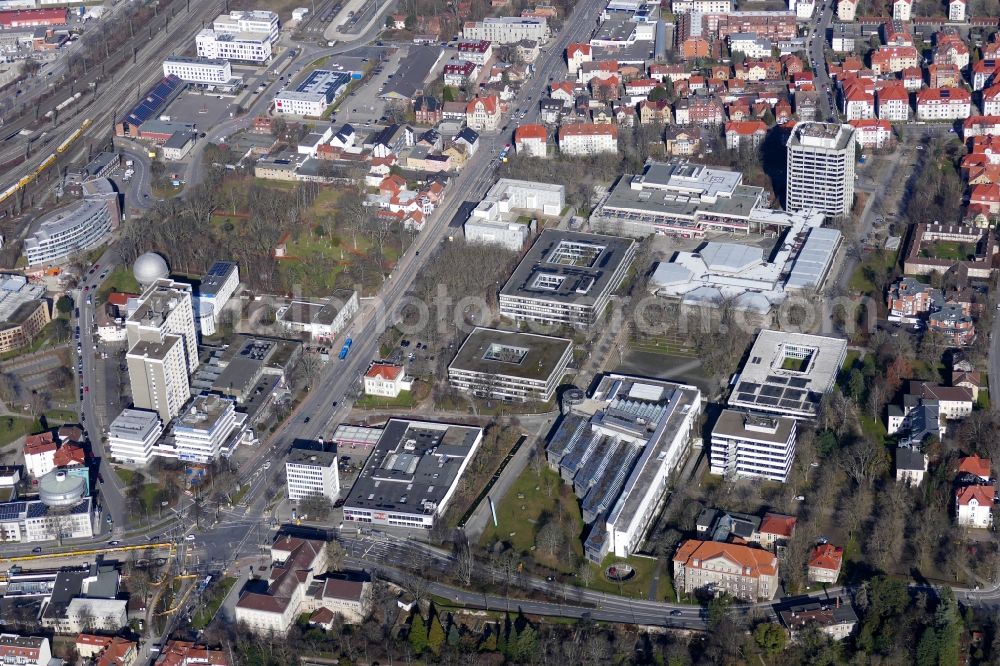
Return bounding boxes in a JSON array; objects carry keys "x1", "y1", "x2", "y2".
[
  {"x1": 0, "y1": 415, "x2": 43, "y2": 447},
  {"x1": 479, "y1": 466, "x2": 583, "y2": 573},
  {"x1": 353, "y1": 391, "x2": 417, "y2": 409},
  {"x1": 191, "y1": 577, "x2": 237, "y2": 630},
  {"x1": 578, "y1": 555, "x2": 674, "y2": 602},
  {"x1": 98, "y1": 266, "x2": 141, "y2": 302},
  {"x1": 924, "y1": 241, "x2": 974, "y2": 261},
  {"x1": 849, "y1": 249, "x2": 898, "y2": 295}
]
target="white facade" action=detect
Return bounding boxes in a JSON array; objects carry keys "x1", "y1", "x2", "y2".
[
  {"x1": 558, "y1": 127, "x2": 618, "y2": 155},
  {"x1": 671, "y1": 0, "x2": 732, "y2": 12},
  {"x1": 162, "y1": 57, "x2": 234, "y2": 85},
  {"x1": 172, "y1": 395, "x2": 241, "y2": 463},
  {"x1": 286, "y1": 450, "x2": 340, "y2": 502},
  {"x1": 0, "y1": 635, "x2": 51, "y2": 666},
  {"x1": 786, "y1": 122, "x2": 856, "y2": 217},
  {"x1": 24, "y1": 447, "x2": 56, "y2": 479},
  {"x1": 957, "y1": 489, "x2": 993, "y2": 528},
  {"x1": 23, "y1": 196, "x2": 117, "y2": 266},
  {"x1": 462, "y1": 17, "x2": 549, "y2": 44},
  {"x1": 363, "y1": 363, "x2": 412, "y2": 398},
  {"x1": 837, "y1": 0, "x2": 856, "y2": 20},
  {"x1": 127, "y1": 279, "x2": 199, "y2": 372},
  {"x1": 949, "y1": 0, "x2": 966, "y2": 21},
  {"x1": 710, "y1": 410, "x2": 798, "y2": 482},
  {"x1": 196, "y1": 29, "x2": 272, "y2": 63},
  {"x1": 729, "y1": 33, "x2": 773, "y2": 59},
  {"x1": 892, "y1": 0, "x2": 911, "y2": 20},
  {"x1": 45, "y1": 598, "x2": 127, "y2": 634},
  {"x1": 917, "y1": 93, "x2": 972, "y2": 120},
  {"x1": 107, "y1": 409, "x2": 164, "y2": 465},
  {"x1": 126, "y1": 337, "x2": 190, "y2": 423},
  {"x1": 213, "y1": 10, "x2": 279, "y2": 42},
  {"x1": 196, "y1": 261, "x2": 240, "y2": 329}
]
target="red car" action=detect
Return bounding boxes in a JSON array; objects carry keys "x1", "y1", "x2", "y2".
[{"x1": 84, "y1": 386, "x2": 89, "y2": 393}]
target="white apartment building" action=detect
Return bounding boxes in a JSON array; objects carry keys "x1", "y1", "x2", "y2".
[
  {"x1": 363, "y1": 363, "x2": 412, "y2": 398},
  {"x1": 162, "y1": 56, "x2": 235, "y2": 86},
  {"x1": 671, "y1": 0, "x2": 732, "y2": 12},
  {"x1": 196, "y1": 29, "x2": 272, "y2": 63},
  {"x1": 172, "y1": 394, "x2": 245, "y2": 463},
  {"x1": 558, "y1": 124, "x2": 619, "y2": 156},
  {"x1": 49, "y1": 599, "x2": 127, "y2": 634},
  {"x1": 106, "y1": 409, "x2": 164, "y2": 465},
  {"x1": 127, "y1": 279, "x2": 198, "y2": 372},
  {"x1": 195, "y1": 261, "x2": 239, "y2": 335},
  {"x1": 893, "y1": 0, "x2": 911, "y2": 19},
  {"x1": 274, "y1": 69, "x2": 352, "y2": 117},
  {"x1": 785, "y1": 121, "x2": 856, "y2": 217},
  {"x1": 729, "y1": 33, "x2": 774, "y2": 59},
  {"x1": 286, "y1": 449, "x2": 340, "y2": 503},
  {"x1": 462, "y1": 17, "x2": 549, "y2": 44},
  {"x1": 837, "y1": 0, "x2": 857, "y2": 20},
  {"x1": 0, "y1": 635, "x2": 51, "y2": 666},
  {"x1": 949, "y1": 0, "x2": 966, "y2": 21},
  {"x1": 956, "y1": 485, "x2": 994, "y2": 528},
  {"x1": 213, "y1": 10, "x2": 279, "y2": 42},
  {"x1": 710, "y1": 410, "x2": 798, "y2": 482},
  {"x1": 23, "y1": 196, "x2": 118, "y2": 266},
  {"x1": 916, "y1": 87, "x2": 972, "y2": 121}
]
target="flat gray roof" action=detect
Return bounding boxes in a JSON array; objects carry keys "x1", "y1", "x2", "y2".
[
  {"x1": 380, "y1": 46, "x2": 444, "y2": 99},
  {"x1": 449, "y1": 327, "x2": 572, "y2": 381},
  {"x1": 108, "y1": 408, "x2": 161, "y2": 439},
  {"x1": 729, "y1": 330, "x2": 848, "y2": 418},
  {"x1": 712, "y1": 409, "x2": 796, "y2": 445},
  {"x1": 499, "y1": 229, "x2": 635, "y2": 305},
  {"x1": 288, "y1": 448, "x2": 338, "y2": 467},
  {"x1": 127, "y1": 334, "x2": 181, "y2": 361},
  {"x1": 344, "y1": 419, "x2": 482, "y2": 516}
]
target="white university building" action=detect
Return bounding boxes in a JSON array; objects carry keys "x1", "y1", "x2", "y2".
[
  {"x1": 710, "y1": 409, "x2": 799, "y2": 482},
  {"x1": 106, "y1": 409, "x2": 165, "y2": 465},
  {"x1": 286, "y1": 449, "x2": 340, "y2": 503}
]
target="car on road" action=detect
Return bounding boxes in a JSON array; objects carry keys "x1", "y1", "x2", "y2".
[
  {"x1": 331, "y1": 401, "x2": 338, "y2": 408},
  {"x1": 108, "y1": 540, "x2": 120, "y2": 546},
  {"x1": 263, "y1": 460, "x2": 272, "y2": 469},
  {"x1": 32, "y1": 547, "x2": 42, "y2": 553},
  {"x1": 670, "y1": 610, "x2": 683, "y2": 616},
  {"x1": 185, "y1": 534, "x2": 196, "y2": 541},
  {"x1": 334, "y1": 498, "x2": 346, "y2": 507},
  {"x1": 304, "y1": 416, "x2": 311, "y2": 423}
]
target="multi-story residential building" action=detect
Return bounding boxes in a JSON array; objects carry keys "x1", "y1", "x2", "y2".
[
  {"x1": 673, "y1": 539, "x2": 779, "y2": 601},
  {"x1": 172, "y1": 394, "x2": 246, "y2": 463},
  {"x1": 566, "y1": 42, "x2": 591, "y2": 75},
  {"x1": 957, "y1": 454, "x2": 991, "y2": 482},
  {"x1": 780, "y1": 601, "x2": 859, "y2": 641},
  {"x1": 457, "y1": 40, "x2": 493, "y2": 65},
  {"x1": 934, "y1": 34, "x2": 970, "y2": 69},
  {"x1": 837, "y1": 0, "x2": 857, "y2": 20},
  {"x1": 916, "y1": 87, "x2": 972, "y2": 121},
  {"x1": 0, "y1": 297, "x2": 50, "y2": 355},
  {"x1": 912, "y1": 381, "x2": 975, "y2": 420},
  {"x1": 842, "y1": 79, "x2": 875, "y2": 120},
  {"x1": 673, "y1": 92, "x2": 726, "y2": 124},
  {"x1": 983, "y1": 84, "x2": 1000, "y2": 116},
  {"x1": 728, "y1": 32, "x2": 773, "y2": 59},
  {"x1": 956, "y1": 485, "x2": 994, "y2": 528},
  {"x1": 672, "y1": 0, "x2": 733, "y2": 12},
  {"x1": 710, "y1": 410, "x2": 798, "y2": 482},
  {"x1": 499, "y1": 230, "x2": 635, "y2": 328},
  {"x1": 949, "y1": 0, "x2": 966, "y2": 21},
  {"x1": 106, "y1": 409, "x2": 164, "y2": 465},
  {"x1": 786, "y1": 122, "x2": 856, "y2": 217},
  {"x1": 724, "y1": 120, "x2": 768, "y2": 150},
  {"x1": 286, "y1": 448, "x2": 340, "y2": 503},
  {"x1": 462, "y1": 17, "x2": 548, "y2": 44},
  {"x1": 972, "y1": 58, "x2": 1000, "y2": 91},
  {"x1": 465, "y1": 95, "x2": 502, "y2": 131},
  {"x1": 23, "y1": 195, "x2": 120, "y2": 266},
  {"x1": 194, "y1": 261, "x2": 239, "y2": 336},
  {"x1": 848, "y1": 119, "x2": 893, "y2": 149},
  {"x1": 893, "y1": 0, "x2": 911, "y2": 20},
  {"x1": 448, "y1": 328, "x2": 572, "y2": 403},
  {"x1": 929, "y1": 303, "x2": 976, "y2": 345},
  {"x1": 887, "y1": 276, "x2": 938, "y2": 319},
  {"x1": 0, "y1": 634, "x2": 52, "y2": 666},
  {"x1": 23, "y1": 432, "x2": 57, "y2": 478},
  {"x1": 363, "y1": 362, "x2": 412, "y2": 398},
  {"x1": 870, "y1": 46, "x2": 918, "y2": 75},
  {"x1": 514, "y1": 123, "x2": 548, "y2": 157},
  {"x1": 443, "y1": 60, "x2": 479, "y2": 87},
  {"x1": 896, "y1": 446, "x2": 929, "y2": 485},
  {"x1": 558, "y1": 123, "x2": 618, "y2": 155},
  {"x1": 162, "y1": 57, "x2": 236, "y2": 86},
  {"x1": 702, "y1": 11, "x2": 798, "y2": 41},
  {"x1": 877, "y1": 83, "x2": 910, "y2": 121},
  {"x1": 808, "y1": 544, "x2": 844, "y2": 583}
]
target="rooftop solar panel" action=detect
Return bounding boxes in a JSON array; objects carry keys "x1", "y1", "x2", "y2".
[
  {"x1": 766, "y1": 375, "x2": 788, "y2": 384},
  {"x1": 761, "y1": 385, "x2": 784, "y2": 397},
  {"x1": 758, "y1": 396, "x2": 779, "y2": 406},
  {"x1": 122, "y1": 75, "x2": 184, "y2": 126},
  {"x1": 780, "y1": 398, "x2": 802, "y2": 408},
  {"x1": 788, "y1": 377, "x2": 809, "y2": 388},
  {"x1": 0, "y1": 502, "x2": 24, "y2": 521},
  {"x1": 27, "y1": 503, "x2": 47, "y2": 518},
  {"x1": 783, "y1": 388, "x2": 805, "y2": 400}
]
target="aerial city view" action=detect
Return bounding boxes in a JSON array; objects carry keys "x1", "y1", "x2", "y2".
[{"x1": 1, "y1": 0, "x2": 1000, "y2": 663}]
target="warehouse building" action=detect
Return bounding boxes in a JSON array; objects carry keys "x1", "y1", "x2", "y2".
[
  {"x1": 274, "y1": 69, "x2": 353, "y2": 117},
  {"x1": 115, "y1": 75, "x2": 186, "y2": 138}
]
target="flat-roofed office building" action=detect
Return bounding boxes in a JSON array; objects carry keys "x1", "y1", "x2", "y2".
[
  {"x1": 710, "y1": 409, "x2": 798, "y2": 482},
  {"x1": 786, "y1": 122, "x2": 856, "y2": 217}
]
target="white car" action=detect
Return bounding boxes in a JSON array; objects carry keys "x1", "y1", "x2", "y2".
[{"x1": 185, "y1": 534, "x2": 196, "y2": 541}]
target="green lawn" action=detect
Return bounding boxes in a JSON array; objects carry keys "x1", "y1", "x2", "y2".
[
  {"x1": 353, "y1": 391, "x2": 416, "y2": 409},
  {"x1": 849, "y1": 250, "x2": 898, "y2": 295},
  {"x1": 43, "y1": 409, "x2": 78, "y2": 424},
  {"x1": 860, "y1": 415, "x2": 888, "y2": 443},
  {"x1": 98, "y1": 266, "x2": 141, "y2": 302},
  {"x1": 841, "y1": 350, "x2": 861, "y2": 372},
  {"x1": 479, "y1": 466, "x2": 583, "y2": 573},
  {"x1": 0, "y1": 415, "x2": 43, "y2": 447},
  {"x1": 578, "y1": 555, "x2": 673, "y2": 602},
  {"x1": 923, "y1": 241, "x2": 973, "y2": 261},
  {"x1": 114, "y1": 467, "x2": 136, "y2": 485}
]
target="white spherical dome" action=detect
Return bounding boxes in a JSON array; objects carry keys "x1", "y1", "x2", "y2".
[{"x1": 133, "y1": 252, "x2": 169, "y2": 286}]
